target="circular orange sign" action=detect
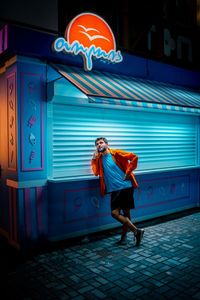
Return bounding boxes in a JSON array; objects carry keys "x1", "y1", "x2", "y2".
[{"x1": 65, "y1": 13, "x2": 116, "y2": 53}]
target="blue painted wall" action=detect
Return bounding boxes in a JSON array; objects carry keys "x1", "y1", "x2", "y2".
[{"x1": 47, "y1": 169, "x2": 199, "y2": 241}]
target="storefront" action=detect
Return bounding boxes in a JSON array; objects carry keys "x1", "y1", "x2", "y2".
[{"x1": 0, "y1": 14, "x2": 200, "y2": 249}]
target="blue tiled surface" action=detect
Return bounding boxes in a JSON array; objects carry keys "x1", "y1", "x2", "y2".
[{"x1": 1, "y1": 209, "x2": 200, "y2": 299}]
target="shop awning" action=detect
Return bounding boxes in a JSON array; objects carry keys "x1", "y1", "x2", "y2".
[{"x1": 50, "y1": 63, "x2": 200, "y2": 114}]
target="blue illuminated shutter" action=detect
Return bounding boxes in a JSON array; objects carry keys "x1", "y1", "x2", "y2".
[{"x1": 49, "y1": 103, "x2": 198, "y2": 180}]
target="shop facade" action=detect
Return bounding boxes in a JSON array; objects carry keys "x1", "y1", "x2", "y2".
[{"x1": 0, "y1": 18, "x2": 200, "y2": 249}]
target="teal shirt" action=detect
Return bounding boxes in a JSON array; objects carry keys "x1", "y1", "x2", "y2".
[{"x1": 102, "y1": 153, "x2": 132, "y2": 193}]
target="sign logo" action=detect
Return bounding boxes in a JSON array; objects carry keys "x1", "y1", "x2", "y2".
[{"x1": 53, "y1": 13, "x2": 123, "y2": 71}]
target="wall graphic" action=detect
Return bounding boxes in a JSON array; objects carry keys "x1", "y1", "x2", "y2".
[
  {"x1": 64, "y1": 186, "x2": 109, "y2": 224},
  {"x1": 135, "y1": 175, "x2": 190, "y2": 210},
  {"x1": 21, "y1": 73, "x2": 44, "y2": 171},
  {"x1": 7, "y1": 72, "x2": 17, "y2": 170}
]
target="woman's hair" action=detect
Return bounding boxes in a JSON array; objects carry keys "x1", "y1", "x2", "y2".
[{"x1": 95, "y1": 137, "x2": 108, "y2": 145}]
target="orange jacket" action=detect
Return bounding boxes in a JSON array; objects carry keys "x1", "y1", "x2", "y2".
[{"x1": 91, "y1": 148, "x2": 138, "y2": 196}]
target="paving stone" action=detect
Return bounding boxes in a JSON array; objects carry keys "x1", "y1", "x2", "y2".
[
  {"x1": 71, "y1": 296, "x2": 85, "y2": 300},
  {"x1": 146, "y1": 291, "x2": 166, "y2": 300},
  {"x1": 140, "y1": 270, "x2": 154, "y2": 277},
  {"x1": 64, "y1": 289, "x2": 79, "y2": 298},
  {"x1": 193, "y1": 291, "x2": 200, "y2": 299},
  {"x1": 78, "y1": 285, "x2": 94, "y2": 294},
  {"x1": 133, "y1": 274, "x2": 149, "y2": 283},
  {"x1": 90, "y1": 289, "x2": 107, "y2": 299},
  {"x1": 89, "y1": 280, "x2": 101, "y2": 288},
  {"x1": 127, "y1": 284, "x2": 143, "y2": 293},
  {"x1": 2, "y1": 209, "x2": 200, "y2": 300},
  {"x1": 98, "y1": 282, "x2": 115, "y2": 292},
  {"x1": 134, "y1": 287, "x2": 150, "y2": 297},
  {"x1": 155, "y1": 285, "x2": 171, "y2": 294}
]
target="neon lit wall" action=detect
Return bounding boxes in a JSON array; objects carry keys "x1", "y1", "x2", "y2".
[
  {"x1": 0, "y1": 25, "x2": 200, "y2": 249},
  {"x1": 0, "y1": 57, "x2": 48, "y2": 249}
]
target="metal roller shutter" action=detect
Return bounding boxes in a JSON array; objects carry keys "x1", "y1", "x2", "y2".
[{"x1": 49, "y1": 103, "x2": 198, "y2": 180}]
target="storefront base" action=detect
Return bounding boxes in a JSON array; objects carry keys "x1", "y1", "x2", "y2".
[
  {"x1": 0, "y1": 180, "x2": 48, "y2": 250},
  {"x1": 0, "y1": 167, "x2": 199, "y2": 250},
  {"x1": 47, "y1": 168, "x2": 200, "y2": 243}
]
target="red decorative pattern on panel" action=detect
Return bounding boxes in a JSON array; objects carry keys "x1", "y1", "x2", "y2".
[{"x1": 7, "y1": 72, "x2": 17, "y2": 171}]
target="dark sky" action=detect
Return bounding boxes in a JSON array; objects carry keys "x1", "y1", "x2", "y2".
[{"x1": 0, "y1": 0, "x2": 58, "y2": 31}]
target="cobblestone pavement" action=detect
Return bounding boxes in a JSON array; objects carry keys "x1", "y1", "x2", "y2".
[{"x1": 1, "y1": 209, "x2": 200, "y2": 300}]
